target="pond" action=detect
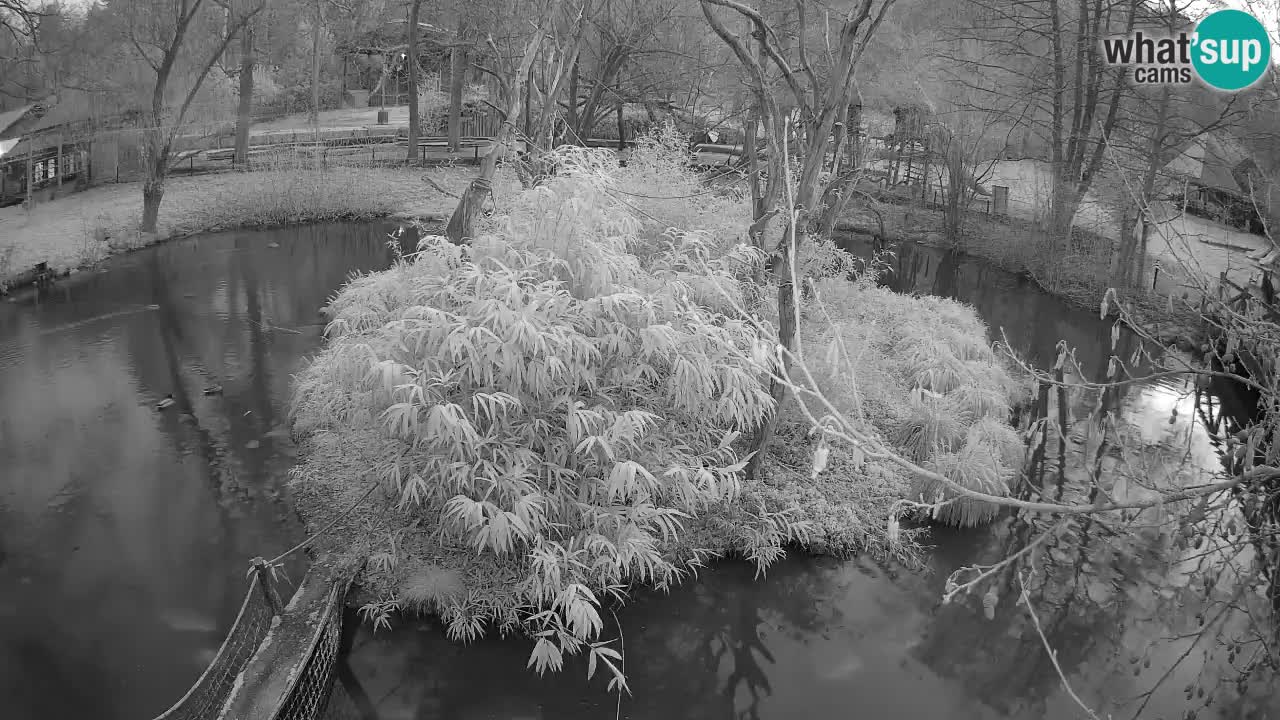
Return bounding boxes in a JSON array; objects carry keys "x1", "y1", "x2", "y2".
[
  {"x1": 327, "y1": 238, "x2": 1277, "y2": 720},
  {"x1": 0, "y1": 223, "x2": 405, "y2": 720},
  {"x1": 0, "y1": 226, "x2": 1273, "y2": 720}
]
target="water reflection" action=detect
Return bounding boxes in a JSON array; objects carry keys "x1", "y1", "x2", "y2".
[
  {"x1": 333, "y1": 559, "x2": 1005, "y2": 720},
  {"x1": 0, "y1": 223, "x2": 402, "y2": 720},
  {"x1": 331, "y1": 237, "x2": 1277, "y2": 720}
]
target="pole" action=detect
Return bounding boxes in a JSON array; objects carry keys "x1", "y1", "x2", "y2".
[
  {"x1": 615, "y1": 80, "x2": 625, "y2": 152},
  {"x1": 56, "y1": 133, "x2": 63, "y2": 190},
  {"x1": 25, "y1": 136, "x2": 33, "y2": 211},
  {"x1": 251, "y1": 557, "x2": 283, "y2": 615},
  {"x1": 310, "y1": 0, "x2": 321, "y2": 136}
]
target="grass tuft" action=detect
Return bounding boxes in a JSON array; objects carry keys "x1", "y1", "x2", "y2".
[
  {"x1": 913, "y1": 439, "x2": 1012, "y2": 528},
  {"x1": 966, "y1": 416, "x2": 1026, "y2": 471},
  {"x1": 400, "y1": 564, "x2": 467, "y2": 614},
  {"x1": 947, "y1": 381, "x2": 1011, "y2": 423},
  {"x1": 899, "y1": 340, "x2": 972, "y2": 394},
  {"x1": 893, "y1": 393, "x2": 967, "y2": 463}
]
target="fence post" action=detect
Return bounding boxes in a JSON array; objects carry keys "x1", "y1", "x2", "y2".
[
  {"x1": 251, "y1": 557, "x2": 284, "y2": 616},
  {"x1": 25, "y1": 136, "x2": 33, "y2": 210},
  {"x1": 1054, "y1": 362, "x2": 1067, "y2": 494}
]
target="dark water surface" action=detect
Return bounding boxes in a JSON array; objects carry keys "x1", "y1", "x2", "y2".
[
  {"x1": 2, "y1": 225, "x2": 1273, "y2": 720},
  {"x1": 0, "y1": 223, "x2": 402, "y2": 720},
  {"x1": 331, "y1": 239, "x2": 1278, "y2": 720}
]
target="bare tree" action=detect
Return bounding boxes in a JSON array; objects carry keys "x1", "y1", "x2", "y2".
[
  {"x1": 1105, "y1": 2, "x2": 1259, "y2": 290},
  {"x1": 447, "y1": 15, "x2": 467, "y2": 151},
  {"x1": 232, "y1": 0, "x2": 259, "y2": 167},
  {"x1": 943, "y1": 0, "x2": 1137, "y2": 248},
  {"x1": 444, "y1": 8, "x2": 546, "y2": 243},
  {"x1": 118, "y1": 0, "x2": 264, "y2": 232},
  {"x1": 406, "y1": 0, "x2": 422, "y2": 161},
  {"x1": 562, "y1": 0, "x2": 679, "y2": 142},
  {"x1": 929, "y1": 115, "x2": 999, "y2": 244},
  {"x1": 0, "y1": 0, "x2": 39, "y2": 48},
  {"x1": 699, "y1": 0, "x2": 896, "y2": 476},
  {"x1": 309, "y1": 0, "x2": 323, "y2": 130}
]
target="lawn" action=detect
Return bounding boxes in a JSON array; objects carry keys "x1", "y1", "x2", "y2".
[{"x1": 0, "y1": 164, "x2": 510, "y2": 285}]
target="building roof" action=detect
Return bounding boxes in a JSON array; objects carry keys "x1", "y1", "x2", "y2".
[
  {"x1": 0, "y1": 105, "x2": 35, "y2": 139},
  {"x1": 1163, "y1": 132, "x2": 1260, "y2": 197}
]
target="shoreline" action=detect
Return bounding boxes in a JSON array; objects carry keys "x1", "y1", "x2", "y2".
[
  {"x1": 0, "y1": 164, "x2": 482, "y2": 295},
  {"x1": 834, "y1": 219, "x2": 1212, "y2": 351}
]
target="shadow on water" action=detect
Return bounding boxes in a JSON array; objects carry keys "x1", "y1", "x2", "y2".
[
  {"x1": 0, "y1": 222, "x2": 406, "y2": 720},
  {"x1": 329, "y1": 237, "x2": 1277, "y2": 720}
]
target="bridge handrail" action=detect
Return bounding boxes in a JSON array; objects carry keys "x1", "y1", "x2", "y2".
[
  {"x1": 152, "y1": 574, "x2": 271, "y2": 720},
  {"x1": 267, "y1": 573, "x2": 352, "y2": 720},
  {"x1": 148, "y1": 480, "x2": 380, "y2": 720}
]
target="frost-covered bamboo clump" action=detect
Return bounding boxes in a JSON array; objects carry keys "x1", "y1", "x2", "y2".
[
  {"x1": 292, "y1": 143, "x2": 797, "y2": 684},
  {"x1": 289, "y1": 131, "x2": 1030, "y2": 687}
]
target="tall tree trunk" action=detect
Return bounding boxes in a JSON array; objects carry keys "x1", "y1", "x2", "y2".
[
  {"x1": 744, "y1": 107, "x2": 762, "y2": 219},
  {"x1": 445, "y1": 33, "x2": 541, "y2": 243},
  {"x1": 233, "y1": 21, "x2": 256, "y2": 168},
  {"x1": 447, "y1": 20, "x2": 467, "y2": 152},
  {"x1": 523, "y1": 71, "x2": 533, "y2": 139},
  {"x1": 406, "y1": 0, "x2": 421, "y2": 162},
  {"x1": 1112, "y1": 85, "x2": 1170, "y2": 288},
  {"x1": 310, "y1": 0, "x2": 321, "y2": 131},
  {"x1": 1048, "y1": 175, "x2": 1081, "y2": 247},
  {"x1": 142, "y1": 175, "x2": 166, "y2": 234},
  {"x1": 340, "y1": 54, "x2": 348, "y2": 104},
  {"x1": 566, "y1": 61, "x2": 580, "y2": 136},
  {"x1": 615, "y1": 81, "x2": 624, "y2": 152},
  {"x1": 849, "y1": 102, "x2": 861, "y2": 168},
  {"x1": 141, "y1": 126, "x2": 170, "y2": 233}
]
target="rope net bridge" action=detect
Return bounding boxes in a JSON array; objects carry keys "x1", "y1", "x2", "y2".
[
  {"x1": 149, "y1": 554, "x2": 356, "y2": 720},
  {"x1": 147, "y1": 502, "x2": 373, "y2": 720}
]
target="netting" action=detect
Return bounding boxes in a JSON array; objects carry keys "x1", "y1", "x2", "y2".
[
  {"x1": 153, "y1": 575, "x2": 275, "y2": 720},
  {"x1": 271, "y1": 581, "x2": 348, "y2": 720},
  {"x1": 316, "y1": 677, "x2": 363, "y2": 720}
]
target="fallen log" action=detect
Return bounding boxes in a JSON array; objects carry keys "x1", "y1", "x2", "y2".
[{"x1": 833, "y1": 219, "x2": 937, "y2": 246}]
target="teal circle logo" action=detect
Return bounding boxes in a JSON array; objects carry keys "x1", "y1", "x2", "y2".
[{"x1": 1192, "y1": 9, "x2": 1271, "y2": 91}]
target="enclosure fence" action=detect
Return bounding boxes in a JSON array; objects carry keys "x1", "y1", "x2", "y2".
[{"x1": 2, "y1": 107, "x2": 504, "y2": 206}]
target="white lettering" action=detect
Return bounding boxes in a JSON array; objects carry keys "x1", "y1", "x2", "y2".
[
  {"x1": 1242, "y1": 39, "x2": 1263, "y2": 72},
  {"x1": 1200, "y1": 38, "x2": 1219, "y2": 64},
  {"x1": 1220, "y1": 38, "x2": 1238, "y2": 64}
]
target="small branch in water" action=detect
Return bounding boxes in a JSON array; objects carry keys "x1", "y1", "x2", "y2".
[
  {"x1": 942, "y1": 523, "x2": 1060, "y2": 604},
  {"x1": 246, "y1": 317, "x2": 302, "y2": 334},
  {"x1": 1019, "y1": 571, "x2": 1104, "y2": 720}
]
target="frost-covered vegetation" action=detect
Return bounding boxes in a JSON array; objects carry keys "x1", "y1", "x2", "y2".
[{"x1": 288, "y1": 130, "x2": 1029, "y2": 684}]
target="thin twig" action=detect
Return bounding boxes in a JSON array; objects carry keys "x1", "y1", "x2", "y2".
[{"x1": 1018, "y1": 570, "x2": 1104, "y2": 720}]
